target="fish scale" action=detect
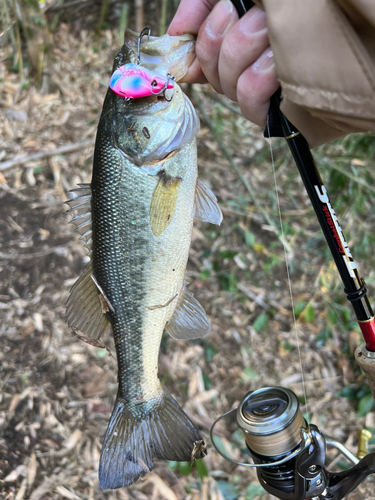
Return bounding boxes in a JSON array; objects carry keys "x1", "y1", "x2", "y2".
[
  {"x1": 66, "y1": 29, "x2": 223, "y2": 490},
  {"x1": 92, "y1": 128, "x2": 148, "y2": 401}
]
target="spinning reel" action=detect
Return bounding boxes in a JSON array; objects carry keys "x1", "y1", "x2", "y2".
[{"x1": 211, "y1": 387, "x2": 375, "y2": 500}]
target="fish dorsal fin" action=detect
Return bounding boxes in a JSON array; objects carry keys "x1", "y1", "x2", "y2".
[
  {"x1": 66, "y1": 261, "x2": 110, "y2": 341},
  {"x1": 165, "y1": 283, "x2": 210, "y2": 340},
  {"x1": 66, "y1": 184, "x2": 93, "y2": 252},
  {"x1": 194, "y1": 179, "x2": 223, "y2": 226}
]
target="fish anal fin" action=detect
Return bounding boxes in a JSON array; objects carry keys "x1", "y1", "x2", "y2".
[
  {"x1": 150, "y1": 172, "x2": 180, "y2": 237},
  {"x1": 66, "y1": 261, "x2": 110, "y2": 342},
  {"x1": 194, "y1": 179, "x2": 223, "y2": 226},
  {"x1": 165, "y1": 283, "x2": 210, "y2": 340},
  {"x1": 99, "y1": 392, "x2": 206, "y2": 490}
]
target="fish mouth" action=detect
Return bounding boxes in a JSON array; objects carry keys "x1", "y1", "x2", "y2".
[{"x1": 115, "y1": 29, "x2": 196, "y2": 82}]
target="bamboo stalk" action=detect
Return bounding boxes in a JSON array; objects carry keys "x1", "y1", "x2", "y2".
[
  {"x1": 0, "y1": 0, "x2": 16, "y2": 47},
  {"x1": 118, "y1": 2, "x2": 129, "y2": 44},
  {"x1": 135, "y1": 0, "x2": 144, "y2": 33},
  {"x1": 11, "y1": 0, "x2": 23, "y2": 80},
  {"x1": 96, "y1": 0, "x2": 111, "y2": 34},
  {"x1": 159, "y1": 0, "x2": 168, "y2": 35}
]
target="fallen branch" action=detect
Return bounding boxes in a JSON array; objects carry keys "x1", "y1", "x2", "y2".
[{"x1": 0, "y1": 138, "x2": 94, "y2": 171}]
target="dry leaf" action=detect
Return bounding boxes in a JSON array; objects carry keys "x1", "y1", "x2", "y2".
[{"x1": 27, "y1": 453, "x2": 37, "y2": 487}]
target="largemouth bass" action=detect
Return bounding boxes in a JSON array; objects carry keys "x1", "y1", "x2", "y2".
[{"x1": 66, "y1": 30, "x2": 222, "y2": 490}]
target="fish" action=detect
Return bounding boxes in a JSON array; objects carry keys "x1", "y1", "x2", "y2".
[{"x1": 66, "y1": 29, "x2": 223, "y2": 490}]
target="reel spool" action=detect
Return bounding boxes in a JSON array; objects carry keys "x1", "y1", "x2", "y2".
[
  {"x1": 237, "y1": 387, "x2": 306, "y2": 497},
  {"x1": 211, "y1": 386, "x2": 375, "y2": 500},
  {"x1": 237, "y1": 387, "x2": 304, "y2": 457}
]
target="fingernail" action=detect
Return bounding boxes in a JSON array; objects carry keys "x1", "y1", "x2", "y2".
[
  {"x1": 253, "y1": 48, "x2": 274, "y2": 73},
  {"x1": 240, "y1": 7, "x2": 267, "y2": 35},
  {"x1": 206, "y1": 0, "x2": 235, "y2": 38}
]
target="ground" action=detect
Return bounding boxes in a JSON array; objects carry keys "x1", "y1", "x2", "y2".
[{"x1": 1, "y1": 24, "x2": 375, "y2": 500}]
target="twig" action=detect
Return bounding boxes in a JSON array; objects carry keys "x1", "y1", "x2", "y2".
[
  {"x1": 202, "y1": 90, "x2": 242, "y2": 116},
  {"x1": 237, "y1": 283, "x2": 269, "y2": 310},
  {"x1": 0, "y1": 139, "x2": 93, "y2": 171},
  {"x1": 0, "y1": 247, "x2": 66, "y2": 260},
  {"x1": 192, "y1": 90, "x2": 291, "y2": 252},
  {"x1": 321, "y1": 157, "x2": 375, "y2": 194}
]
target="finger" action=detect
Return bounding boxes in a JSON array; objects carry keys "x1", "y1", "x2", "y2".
[
  {"x1": 179, "y1": 58, "x2": 208, "y2": 84},
  {"x1": 218, "y1": 6, "x2": 269, "y2": 101},
  {"x1": 236, "y1": 48, "x2": 279, "y2": 127},
  {"x1": 196, "y1": 0, "x2": 239, "y2": 94},
  {"x1": 167, "y1": 0, "x2": 220, "y2": 36},
  {"x1": 168, "y1": 0, "x2": 220, "y2": 84}
]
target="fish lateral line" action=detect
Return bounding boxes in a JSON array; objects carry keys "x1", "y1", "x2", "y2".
[
  {"x1": 148, "y1": 293, "x2": 178, "y2": 310},
  {"x1": 90, "y1": 274, "x2": 115, "y2": 313}
]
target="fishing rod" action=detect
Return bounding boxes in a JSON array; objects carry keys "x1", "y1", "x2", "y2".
[{"x1": 210, "y1": 2, "x2": 375, "y2": 499}]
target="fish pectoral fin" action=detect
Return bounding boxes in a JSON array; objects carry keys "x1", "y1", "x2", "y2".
[
  {"x1": 165, "y1": 283, "x2": 210, "y2": 340},
  {"x1": 150, "y1": 174, "x2": 180, "y2": 237},
  {"x1": 194, "y1": 179, "x2": 223, "y2": 226},
  {"x1": 66, "y1": 261, "x2": 110, "y2": 341}
]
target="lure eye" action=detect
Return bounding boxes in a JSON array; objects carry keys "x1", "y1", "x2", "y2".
[{"x1": 151, "y1": 80, "x2": 157, "y2": 87}]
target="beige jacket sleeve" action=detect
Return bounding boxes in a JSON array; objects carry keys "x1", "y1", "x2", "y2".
[{"x1": 254, "y1": 0, "x2": 375, "y2": 147}]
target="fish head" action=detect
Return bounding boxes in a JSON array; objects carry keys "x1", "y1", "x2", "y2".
[
  {"x1": 114, "y1": 30, "x2": 195, "y2": 83},
  {"x1": 109, "y1": 63, "x2": 175, "y2": 99},
  {"x1": 101, "y1": 30, "x2": 199, "y2": 166}
]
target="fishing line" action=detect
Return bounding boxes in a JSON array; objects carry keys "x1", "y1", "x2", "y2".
[{"x1": 266, "y1": 120, "x2": 310, "y2": 424}]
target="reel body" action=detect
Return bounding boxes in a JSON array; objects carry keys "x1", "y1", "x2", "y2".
[{"x1": 211, "y1": 387, "x2": 375, "y2": 500}]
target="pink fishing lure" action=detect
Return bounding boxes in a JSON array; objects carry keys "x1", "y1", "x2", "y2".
[{"x1": 109, "y1": 63, "x2": 174, "y2": 99}]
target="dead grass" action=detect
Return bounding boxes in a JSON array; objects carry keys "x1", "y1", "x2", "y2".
[{"x1": 0, "y1": 24, "x2": 375, "y2": 500}]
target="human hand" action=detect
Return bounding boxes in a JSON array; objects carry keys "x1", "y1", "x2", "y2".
[{"x1": 167, "y1": 0, "x2": 279, "y2": 127}]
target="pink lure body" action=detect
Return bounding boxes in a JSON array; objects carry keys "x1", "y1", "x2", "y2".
[{"x1": 109, "y1": 63, "x2": 174, "y2": 99}]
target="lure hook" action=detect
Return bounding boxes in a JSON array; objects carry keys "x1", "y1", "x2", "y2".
[
  {"x1": 137, "y1": 27, "x2": 151, "y2": 65},
  {"x1": 150, "y1": 74, "x2": 176, "y2": 101}
]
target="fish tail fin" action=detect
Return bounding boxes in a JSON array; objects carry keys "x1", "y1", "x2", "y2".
[{"x1": 99, "y1": 391, "x2": 206, "y2": 490}]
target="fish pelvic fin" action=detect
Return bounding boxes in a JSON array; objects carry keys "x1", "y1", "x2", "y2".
[
  {"x1": 99, "y1": 392, "x2": 206, "y2": 490},
  {"x1": 165, "y1": 282, "x2": 210, "y2": 340}
]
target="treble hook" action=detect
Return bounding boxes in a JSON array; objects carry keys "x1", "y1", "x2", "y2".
[
  {"x1": 150, "y1": 74, "x2": 176, "y2": 102},
  {"x1": 137, "y1": 27, "x2": 151, "y2": 65}
]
